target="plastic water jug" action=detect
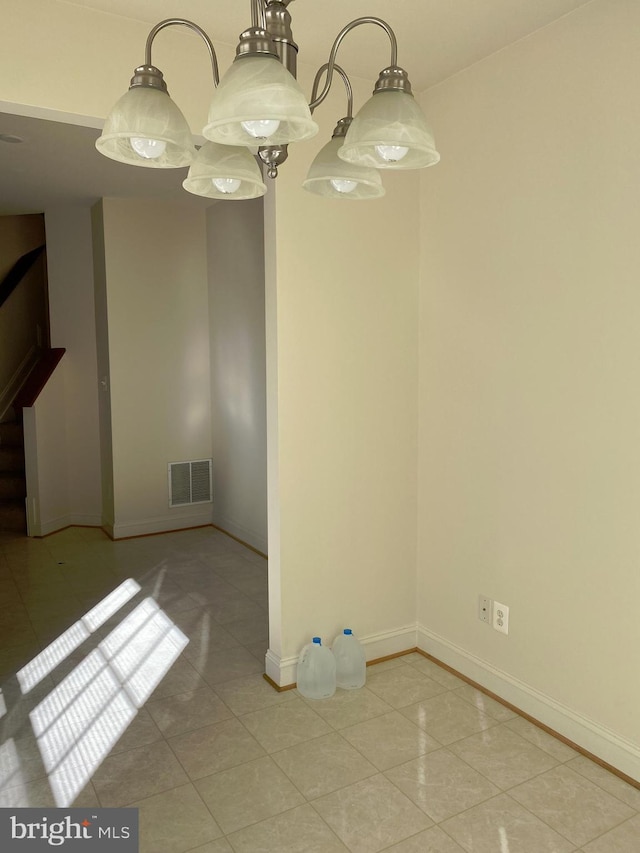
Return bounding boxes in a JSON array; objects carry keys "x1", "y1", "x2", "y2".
[
  {"x1": 296, "y1": 637, "x2": 336, "y2": 699},
  {"x1": 333, "y1": 628, "x2": 366, "y2": 689}
]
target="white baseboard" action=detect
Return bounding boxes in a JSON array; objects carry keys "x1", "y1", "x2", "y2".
[
  {"x1": 418, "y1": 623, "x2": 640, "y2": 784},
  {"x1": 29, "y1": 513, "x2": 103, "y2": 537},
  {"x1": 68, "y1": 514, "x2": 103, "y2": 528},
  {"x1": 112, "y1": 508, "x2": 213, "y2": 540},
  {"x1": 265, "y1": 623, "x2": 418, "y2": 688},
  {"x1": 213, "y1": 513, "x2": 267, "y2": 555},
  {"x1": 41, "y1": 515, "x2": 102, "y2": 536},
  {"x1": 30, "y1": 513, "x2": 67, "y2": 537},
  {"x1": 264, "y1": 648, "x2": 284, "y2": 686}
]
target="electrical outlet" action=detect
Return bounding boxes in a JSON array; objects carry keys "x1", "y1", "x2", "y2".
[
  {"x1": 478, "y1": 595, "x2": 492, "y2": 623},
  {"x1": 493, "y1": 601, "x2": 509, "y2": 635}
]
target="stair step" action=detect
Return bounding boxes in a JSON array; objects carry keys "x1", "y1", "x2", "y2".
[
  {"x1": 0, "y1": 498, "x2": 26, "y2": 532},
  {"x1": 0, "y1": 420, "x2": 23, "y2": 447},
  {"x1": 0, "y1": 410, "x2": 27, "y2": 534},
  {"x1": 0, "y1": 472, "x2": 26, "y2": 501},
  {"x1": 0, "y1": 445, "x2": 25, "y2": 472}
]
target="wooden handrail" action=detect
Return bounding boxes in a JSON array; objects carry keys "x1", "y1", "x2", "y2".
[
  {"x1": 13, "y1": 348, "x2": 66, "y2": 411},
  {"x1": 0, "y1": 245, "x2": 45, "y2": 310}
]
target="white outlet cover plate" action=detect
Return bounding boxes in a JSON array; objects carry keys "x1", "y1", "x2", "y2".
[{"x1": 493, "y1": 601, "x2": 509, "y2": 634}]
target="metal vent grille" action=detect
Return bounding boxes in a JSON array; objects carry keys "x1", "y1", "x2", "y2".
[{"x1": 168, "y1": 459, "x2": 213, "y2": 507}]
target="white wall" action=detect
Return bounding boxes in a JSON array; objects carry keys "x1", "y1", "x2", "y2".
[
  {"x1": 97, "y1": 198, "x2": 212, "y2": 538},
  {"x1": 2, "y1": 210, "x2": 98, "y2": 535},
  {"x1": 265, "y1": 69, "x2": 421, "y2": 684},
  {"x1": 44, "y1": 206, "x2": 102, "y2": 526},
  {"x1": 0, "y1": 0, "x2": 234, "y2": 132},
  {"x1": 0, "y1": 215, "x2": 44, "y2": 280},
  {"x1": 207, "y1": 199, "x2": 268, "y2": 554},
  {"x1": 417, "y1": 0, "x2": 640, "y2": 779},
  {"x1": 23, "y1": 362, "x2": 70, "y2": 535},
  {"x1": 91, "y1": 201, "x2": 114, "y2": 530}
]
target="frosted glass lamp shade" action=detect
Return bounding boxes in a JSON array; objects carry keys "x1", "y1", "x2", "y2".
[
  {"x1": 182, "y1": 142, "x2": 267, "y2": 200},
  {"x1": 303, "y1": 136, "x2": 385, "y2": 200},
  {"x1": 339, "y1": 90, "x2": 440, "y2": 170},
  {"x1": 203, "y1": 55, "x2": 318, "y2": 147},
  {"x1": 96, "y1": 86, "x2": 195, "y2": 168}
]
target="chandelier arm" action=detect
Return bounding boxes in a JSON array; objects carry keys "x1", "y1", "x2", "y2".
[
  {"x1": 251, "y1": 0, "x2": 267, "y2": 30},
  {"x1": 308, "y1": 17, "x2": 398, "y2": 111},
  {"x1": 310, "y1": 63, "x2": 353, "y2": 118},
  {"x1": 144, "y1": 19, "x2": 220, "y2": 86}
]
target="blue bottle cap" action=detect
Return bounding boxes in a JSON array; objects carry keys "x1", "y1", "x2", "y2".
[
  {"x1": 312, "y1": 637, "x2": 322, "y2": 644},
  {"x1": 344, "y1": 629, "x2": 352, "y2": 635}
]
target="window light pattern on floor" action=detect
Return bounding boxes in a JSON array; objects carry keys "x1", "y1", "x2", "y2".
[
  {"x1": 11, "y1": 575, "x2": 188, "y2": 808},
  {"x1": 17, "y1": 579, "x2": 142, "y2": 694}
]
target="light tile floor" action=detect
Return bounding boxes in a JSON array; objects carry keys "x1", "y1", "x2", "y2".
[{"x1": 1, "y1": 526, "x2": 639, "y2": 852}]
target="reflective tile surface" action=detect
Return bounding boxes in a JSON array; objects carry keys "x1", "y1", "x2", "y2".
[{"x1": 1, "y1": 526, "x2": 638, "y2": 852}]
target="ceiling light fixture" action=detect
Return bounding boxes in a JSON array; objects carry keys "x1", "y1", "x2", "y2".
[
  {"x1": 302, "y1": 63, "x2": 384, "y2": 201},
  {"x1": 96, "y1": 0, "x2": 440, "y2": 201}
]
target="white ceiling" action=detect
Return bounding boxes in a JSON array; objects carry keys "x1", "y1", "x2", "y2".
[
  {"x1": 0, "y1": 0, "x2": 593, "y2": 215},
  {"x1": 63, "y1": 0, "x2": 593, "y2": 93},
  {"x1": 0, "y1": 112, "x2": 213, "y2": 215}
]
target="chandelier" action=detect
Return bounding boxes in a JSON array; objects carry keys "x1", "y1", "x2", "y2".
[{"x1": 96, "y1": 0, "x2": 440, "y2": 201}]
